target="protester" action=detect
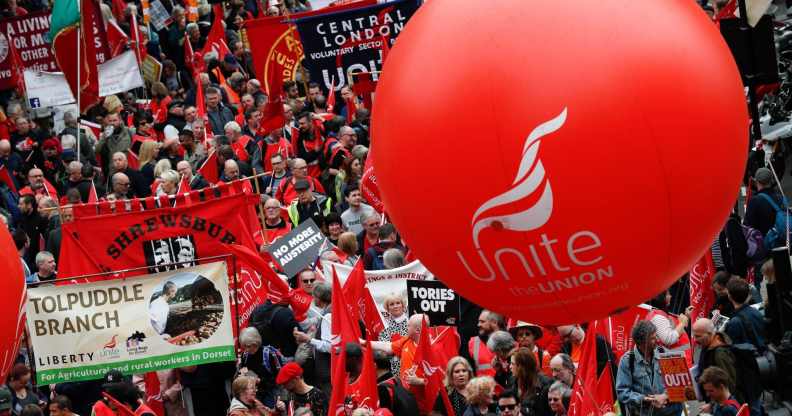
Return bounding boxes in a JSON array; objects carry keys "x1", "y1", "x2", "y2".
[
  {"x1": 274, "y1": 362, "x2": 327, "y2": 416},
  {"x1": 238, "y1": 327, "x2": 287, "y2": 408},
  {"x1": 616, "y1": 321, "x2": 681, "y2": 416},
  {"x1": 497, "y1": 390, "x2": 524, "y2": 416},
  {"x1": 509, "y1": 321, "x2": 551, "y2": 377},
  {"x1": 692, "y1": 318, "x2": 738, "y2": 398},
  {"x1": 462, "y1": 376, "x2": 496, "y2": 416},
  {"x1": 549, "y1": 354, "x2": 575, "y2": 388},
  {"x1": 469, "y1": 310, "x2": 506, "y2": 377},
  {"x1": 228, "y1": 376, "x2": 270, "y2": 416},
  {"x1": 699, "y1": 367, "x2": 742, "y2": 416},
  {"x1": 508, "y1": 347, "x2": 552, "y2": 416},
  {"x1": 547, "y1": 382, "x2": 571, "y2": 416},
  {"x1": 6, "y1": 364, "x2": 42, "y2": 416},
  {"x1": 723, "y1": 276, "x2": 766, "y2": 351}
]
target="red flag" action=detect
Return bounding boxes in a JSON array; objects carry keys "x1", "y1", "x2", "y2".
[
  {"x1": 127, "y1": 150, "x2": 140, "y2": 170},
  {"x1": 101, "y1": 393, "x2": 136, "y2": 416},
  {"x1": 203, "y1": 5, "x2": 231, "y2": 58},
  {"x1": 258, "y1": 61, "x2": 285, "y2": 135},
  {"x1": 342, "y1": 260, "x2": 385, "y2": 340},
  {"x1": 328, "y1": 266, "x2": 362, "y2": 415},
  {"x1": 412, "y1": 318, "x2": 452, "y2": 415},
  {"x1": 194, "y1": 74, "x2": 212, "y2": 139},
  {"x1": 0, "y1": 166, "x2": 17, "y2": 194},
  {"x1": 360, "y1": 147, "x2": 384, "y2": 213},
  {"x1": 595, "y1": 365, "x2": 614, "y2": 415},
  {"x1": 689, "y1": 249, "x2": 715, "y2": 323},
  {"x1": 106, "y1": 19, "x2": 129, "y2": 58},
  {"x1": 736, "y1": 404, "x2": 750, "y2": 416},
  {"x1": 111, "y1": 0, "x2": 127, "y2": 23},
  {"x1": 53, "y1": 0, "x2": 102, "y2": 113},
  {"x1": 327, "y1": 76, "x2": 337, "y2": 113},
  {"x1": 198, "y1": 150, "x2": 219, "y2": 183},
  {"x1": 130, "y1": 11, "x2": 145, "y2": 64},
  {"x1": 351, "y1": 72, "x2": 376, "y2": 111},
  {"x1": 344, "y1": 97, "x2": 357, "y2": 124},
  {"x1": 143, "y1": 372, "x2": 165, "y2": 416},
  {"x1": 569, "y1": 320, "x2": 611, "y2": 416},
  {"x1": 714, "y1": 0, "x2": 737, "y2": 22},
  {"x1": 8, "y1": 34, "x2": 25, "y2": 97},
  {"x1": 88, "y1": 180, "x2": 98, "y2": 203},
  {"x1": 177, "y1": 174, "x2": 192, "y2": 194},
  {"x1": 347, "y1": 344, "x2": 379, "y2": 410},
  {"x1": 185, "y1": 37, "x2": 197, "y2": 77},
  {"x1": 428, "y1": 326, "x2": 461, "y2": 369},
  {"x1": 594, "y1": 305, "x2": 651, "y2": 362},
  {"x1": 287, "y1": 288, "x2": 313, "y2": 322}
]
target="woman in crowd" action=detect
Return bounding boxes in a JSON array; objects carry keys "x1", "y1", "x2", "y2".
[
  {"x1": 334, "y1": 156, "x2": 363, "y2": 204},
  {"x1": 462, "y1": 376, "x2": 496, "y2": 416},
  {"x1": 337, "y1": 232, "x2": 359, "y2": 265},
  {"x1": 238, "y1": 327, "x2": 286, "y2": 409},
  {"x1": 6, "y1": 364, "x2": 43, "y2": 416},
  {"x1": 161, "y1": 59, "x2": 192, "y2": 100},
  {"x1": 228, "y1": 376, "x2": 269, "y2": 416},
  {"x1": 150, "y1": 159, "x2": 173, "y2": 195},
  {"x1": 443, "y1": 357, "x2": 472, "y2": 416},
  {"x1": 150, "y1": 82, "x2": 173, "y2": 125},
  {"x1": 156, "y1": 170, "x2": 180, "y2": 197},
  {"x1": 646, "y1": 290, "x2": 691, "y2": 355},
  {"x1": 509, "y1": 347, "x2": 553, "y2": 416},
  {"x1": 377, "y1": 293, "x2": 409, "y2": 374},
  {"x1": 138, "y1": 141, "x2": 161, "y2": 188},
  {"x1": 547, "y1": 381, "x2": 572, "y2": 416}
]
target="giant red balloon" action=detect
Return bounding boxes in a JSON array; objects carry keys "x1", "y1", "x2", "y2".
[
  {"x1": 373, "y1": 0, "x2": 747, "y2": 324},
  {"x1": 0, "y1": 225, "x2": 25, "y2": 383}
]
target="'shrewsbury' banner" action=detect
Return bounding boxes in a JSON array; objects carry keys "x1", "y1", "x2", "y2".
[
  {"x1": 294, "y1": 0, "x2": 421, "y2": 92},
  {"x1": 407, "y1": 280, "x2": 460, "y2": 326},
  {"x1": 26, "y1": 262, "x2": 235, "y2": 385}
]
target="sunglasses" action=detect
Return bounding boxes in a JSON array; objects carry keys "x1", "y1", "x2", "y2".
[
  {"x1": 498, "y1": 404, "x2": 517, "y2": 410},
  {"x1": 302, "y1": 278, "x2": 316, "y2": 284}
]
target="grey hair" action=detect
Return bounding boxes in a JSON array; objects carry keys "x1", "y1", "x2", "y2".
[
  {"x1": 382, "y1": 248, "x2": 405, "y2": 269},
  {"x1": 61, "y1": 134, "x2": 76, "y2": 150},
  {"x1": 68, "y1": 161, "x2": 83, "y2": 173},
  {"x1": 631, "y1": 320, "x2": 657, "y2": 346},
  {"x1": 160, "y1": 169, "x2": 179, "y2": 185},
  {"x1": 224, "y1": 121, "x2": 242, "y2": 133},
  {"x1": 185, "y1": 22, "x2": 199, "y2": 33},
  {"x1": 35, "y1": 251, "x2": 54, "y2": 266},
  {"x1": 553, "y1": 353, "x2": 576, "y2": 373},
  {"x1": 483, "y1": 310, "x2": 507, "y2": 330},
  {"x1": 239, "y1": 327, "x2": 262, "y2": 347},
  {"x1": 294, "y1": 408, "x2": 314, "y2": 416},
  {"x1": 312, "y1": 281, "x2": 331, "y2": 304},
  {"x1": 486, "y1": 330, "x2": 515, "y2": 355},
  {"x1": 549, "y1": 380, "x2": 572, "y2": 398}
]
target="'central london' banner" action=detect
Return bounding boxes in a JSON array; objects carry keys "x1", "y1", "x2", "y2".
[
  {"x1": 294, "y1": 0, "x2": 421, "y2": 92},
  {"x1": 26, "y1": 262, "x2": 235, "y2": 384}
]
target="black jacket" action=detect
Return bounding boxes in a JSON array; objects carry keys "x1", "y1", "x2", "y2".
[
  {"x1": 719, "y1": 214, "x2": 749, "y2": 278},
  {"x1": 744, "y1": 188, "x2": 783, "y2": 235},
  {"x1": 249, "y1": 301, "x2": 299, "y2": 357}
]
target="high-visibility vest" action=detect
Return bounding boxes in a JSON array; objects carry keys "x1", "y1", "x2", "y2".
[
  {"x1": 646, "y1": 309, "x2": 693, "y2": 365},
  {"x1": 468, "y1": 336, "x2": 496, "y2": 377}
]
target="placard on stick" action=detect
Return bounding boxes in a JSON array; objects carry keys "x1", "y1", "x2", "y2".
[
  {"x1": 658, "y1": 351, "x2": 696, "y2": 402},
  {"x1": 406, "y1": 280, "x2": 460, "y2": 326},
  {"x1": 266, "y1": 219, "x2": 327, "y2": 277}
]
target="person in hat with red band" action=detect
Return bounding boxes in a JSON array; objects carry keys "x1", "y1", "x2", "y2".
[{"x1": 509, "y1": 321, "x2": 552, "y2": 377}]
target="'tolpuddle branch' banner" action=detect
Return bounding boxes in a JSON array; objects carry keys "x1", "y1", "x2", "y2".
[{"x1": 26, "y1": 262, "x2": 235, "y2": 384}]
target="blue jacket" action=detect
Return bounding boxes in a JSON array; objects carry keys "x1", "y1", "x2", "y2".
[
  {"x1": 724, "y1": 304, "x2": 766, "y2": 351},
  {"x1": 616, "y1": 347, "x2": 683, "y2": 416}
]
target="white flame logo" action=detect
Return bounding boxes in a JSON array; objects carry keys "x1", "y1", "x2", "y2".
[{"x1": 471, "y1": 108, "x2": 568, "y2": 247}]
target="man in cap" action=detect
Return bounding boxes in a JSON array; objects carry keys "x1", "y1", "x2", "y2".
[
  {"x1": 287, "y1": 179, "x2": 332, "y2": 227},
  {"x1": 275, "y1": 362, "x2": 328, "y2": 416},
  {"x1": 745, "y1": 166, "x2": 785, "y2": 239}
]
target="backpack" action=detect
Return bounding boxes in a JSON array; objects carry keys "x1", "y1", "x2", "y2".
[
  {"x1": 741, "y1": 224, "x2": 767, "y2": 261},
  {"x1": 758, "y1": 193, "x2": 792, "y2": 249},
  {"x1": 717, "y1": 344, "x2": 764, "y2": 403}
]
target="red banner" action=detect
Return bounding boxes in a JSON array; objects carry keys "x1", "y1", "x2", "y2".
[
  {"x1": 689, "y1": 250, "x2": 715, "y2": 323},
  {"x1": 0, "y1": 11, "x2": 110, "y2": 91},
  {"x1": 0, "y1": 12, "x2": 57, "y2": 90},
  {"x1": 59, "y1": 187, "x2": 267, "y2": 334}
]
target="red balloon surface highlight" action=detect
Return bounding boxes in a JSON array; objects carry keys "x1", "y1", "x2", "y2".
[
  {"x1": 0, "y1": 225, "x2": 25, "y2": 383},
  {"x1": 372, "y1": 0, "x2": 748, "y2": 324}
]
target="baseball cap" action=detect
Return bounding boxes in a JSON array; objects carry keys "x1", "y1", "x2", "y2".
[
  {"x1": 275, "y1": 362, "x2": 303, "y2": 385},
  {"x1": 755, "y1": 167, "x2": 773, "y2": 185},
  {"x1": 0, "y1": 386, "x2": 10, "y2": 411},
  {"x1": 294, "y1": 179, "x2": 310, "y2": 191}
]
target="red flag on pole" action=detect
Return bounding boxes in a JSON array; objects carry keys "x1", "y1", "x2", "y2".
[
  {"x1": 130, "y1": 11, "x2": 145, "y2": 64},
  {"x1": 347, "y1": 344, "x2": 379, "y2": 410},
  {"x1": 106, "y1": 19, "x2": 130, "y2": 58},
  {"x1": 127, "y1": 150, "x2": 140, "y2": 170},
  {"x1": 87, "y1": 180, "x2": 98, "y2": 203},
  {"x1": 143, "y1": 372, "x2": 165, "y2": 416},
  {"x1": 569, "y1": 320, "x2": 612, "y2": 416},
  {"x1": 328, "y1": 266, "x2": 362, "y2": 415},
  {"x1": 689, "y1": 249, "x2": 716, "y2": 323},
  {"x1": 343, "y1": 260, "x2": 385, "y2": 340},
  {"x1": 412, "y1": 317, "x2": 455, "y2": 415},
  {"x1": 198, "y1": 150, "x2": 219, "y2": 184},
  {"x1": 8, "y1": 36, "x2": 25, "y2": 97},
  {"x1": 0, "y1": 166, "x2": 17, "y2": 194},
  {"x1": 203, "y1": 5, "x2": 231, "y2": 58},
  {"x1": 326, "y1": 76, "x2": 337, "y2": 113},
  {"x1": 177, "y1": 174, "x2": 192, "y2": 194}
]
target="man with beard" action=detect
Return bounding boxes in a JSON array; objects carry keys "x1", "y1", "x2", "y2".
[
  {"x1": 468, "y1": 310, "x2": 506, "y2": 377},
  {"x1": 19, "y1": 168, "x2": 58, "y2": 201},
  {"x1": 293, "y1": 112, "x2": 325, "y2": 178},
  {"x1": 256, "y1": 128, "x2": 293, "y2": 174},
  {"x1": 261, "y1": 153, "x2": 290, "y2": 197},
  {"x1": 96, "y1": 112, "x2": 131, "y2": 173}
]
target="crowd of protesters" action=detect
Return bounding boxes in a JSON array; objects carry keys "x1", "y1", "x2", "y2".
[{"x1": 0, "y1": 0, "x2": 787, "y2": 415}]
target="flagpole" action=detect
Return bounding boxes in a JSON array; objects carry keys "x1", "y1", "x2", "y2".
[{"x1": 76, "y1": 1, "x2": 81, "y2": 163}]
